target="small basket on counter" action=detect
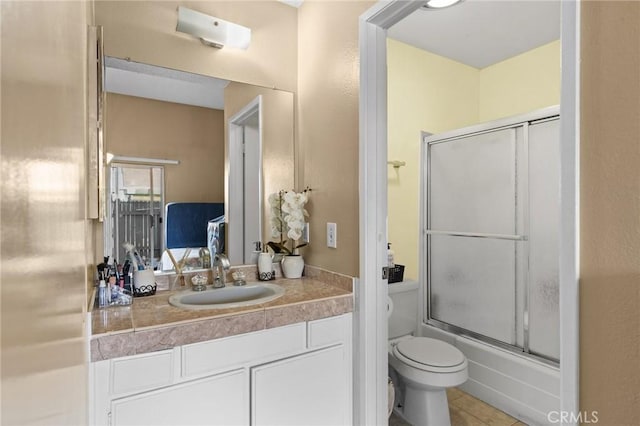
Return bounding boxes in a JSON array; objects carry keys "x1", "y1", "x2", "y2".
[
  {"x1": 133, "y1": 284, "x2": 157, "y2": 297},
  {"x1": 133, "y1": 269, "x2": 158, "y2": 297},
  {"x1": 388, "y1": 264, "x2": 405, "y2": 284}
]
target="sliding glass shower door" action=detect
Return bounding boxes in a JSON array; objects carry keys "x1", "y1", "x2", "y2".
[{"x1": 422, "y1": 113, "x2": 559, "y2": 362}]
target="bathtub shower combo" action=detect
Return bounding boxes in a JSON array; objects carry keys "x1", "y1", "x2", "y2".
[{"x1": 419, "y1": 107, "x2": 561, "y2": 424}]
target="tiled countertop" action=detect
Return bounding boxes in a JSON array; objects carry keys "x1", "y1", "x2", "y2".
[{"x1": 90, "y1": 266, "x2": 354, "y2": 362}]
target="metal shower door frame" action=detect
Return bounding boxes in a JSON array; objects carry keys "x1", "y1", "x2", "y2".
[{"x1": 419, "y1": 106, "x2": 560, "y2": 366}]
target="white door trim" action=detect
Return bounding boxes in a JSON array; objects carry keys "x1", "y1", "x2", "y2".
[
  {"x1": 559, "y1": 1, "x2": 581, "y2": 420},
  {"x1": 357, "y1": 2, "x2": 424, "y2": 425},
  {"x1": 358, "y1": 0, "x2": 580, "y2": 423},
  {"x1": 227, "y1": 95, "x2": 263, "y2": 265}
]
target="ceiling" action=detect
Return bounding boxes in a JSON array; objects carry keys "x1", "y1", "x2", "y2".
[
  {"x1": 387, "y1": 0, "x2": 561, "y2": 69},
  {"x1": 104, "y1": 57, "x2": 228, "y2": 109}
]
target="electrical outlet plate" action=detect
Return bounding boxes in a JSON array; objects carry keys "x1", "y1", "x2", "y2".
[{"x1": 327, "y1": 222, "x2": 337, "y2": 248}]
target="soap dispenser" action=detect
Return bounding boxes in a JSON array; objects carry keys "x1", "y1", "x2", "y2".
[{"x1": 258, "y1": 244, "x2": 273, "y2": 281}]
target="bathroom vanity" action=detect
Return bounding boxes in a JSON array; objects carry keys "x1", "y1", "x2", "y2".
[{"x1": 89, "y1": 269, "x2": 353, "y2": 426}]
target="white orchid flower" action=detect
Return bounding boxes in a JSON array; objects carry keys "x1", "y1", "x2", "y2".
[{"x1": 267, "y1": 189, "x2": 310, "y2": 254}]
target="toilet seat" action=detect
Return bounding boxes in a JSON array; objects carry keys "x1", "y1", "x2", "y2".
[{"x1": 392, "y1": 337, "x2": 466, "y2": 374}]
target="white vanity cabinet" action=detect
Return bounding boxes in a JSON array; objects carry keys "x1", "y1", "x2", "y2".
[
  {"x1": 110, "y1": 370, "x2": 247, "y2": 426},
  {"x1": 90, "y1": 313, "x2": 352, "y2": 426},
  {"x1": 251, "y1": 345, "x2": 350, "y2": 425}
]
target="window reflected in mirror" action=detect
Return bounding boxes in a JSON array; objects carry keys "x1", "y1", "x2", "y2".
[{"x1": 105, "y1": 164, "x2": 164, "y2": 268}]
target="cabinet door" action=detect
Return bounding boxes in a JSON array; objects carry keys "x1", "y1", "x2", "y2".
[
  {"x1": 111, "y1": 369, "x2": 247, "y2": 426},
  {"x1": 252, "y1": 345, "x2": 350, "y2": 426}
]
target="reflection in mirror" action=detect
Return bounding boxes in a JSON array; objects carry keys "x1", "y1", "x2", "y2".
[
  {"x1": 106, "y1": 164, "x2": 164, "y2": 265},
  {"x1": 101, "y1": 57, "x2": 294, "y2": 269}
]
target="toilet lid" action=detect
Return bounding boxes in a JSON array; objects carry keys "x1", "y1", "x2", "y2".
[{"x1": 395, "y1": 337, "x2": 465, "y2": 368}]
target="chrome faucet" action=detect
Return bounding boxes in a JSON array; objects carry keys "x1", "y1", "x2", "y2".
[{"x1": 212, "y1": 253, "x2": 230, "y2": 288}]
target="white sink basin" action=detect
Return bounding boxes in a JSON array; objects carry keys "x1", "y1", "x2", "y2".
[{"x1": 168, "y1": 283, "x2": 285, "y2": 310}]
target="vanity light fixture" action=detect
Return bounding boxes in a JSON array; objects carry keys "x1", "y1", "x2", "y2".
[
  {"x1": 176, "y1": 6, "x2": 251, "y2": 50},
  {"x1": 421, "y1": 0, "x2": 464, "y2": 10}
]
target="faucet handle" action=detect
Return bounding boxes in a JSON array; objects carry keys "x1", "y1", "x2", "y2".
[{"x1": 231, "y1": 271, "x2": 247, "y2": 286}]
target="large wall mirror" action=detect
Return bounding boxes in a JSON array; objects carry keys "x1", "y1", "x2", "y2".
[{"x1": 100, "y1": 57, "x2": 294, "y2": 269}]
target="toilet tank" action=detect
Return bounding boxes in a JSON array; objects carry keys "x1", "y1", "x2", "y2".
[{"x1": 388, "y1": 280, "x2": 420, "y2": 339}]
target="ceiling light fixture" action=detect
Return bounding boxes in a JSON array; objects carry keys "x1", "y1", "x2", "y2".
[
  {"x1": 176, "y1": 6, "x2": 251, "y2": 50},
  {"x1": 421, "y1": 0, "x2": 464, "y2": 10}
]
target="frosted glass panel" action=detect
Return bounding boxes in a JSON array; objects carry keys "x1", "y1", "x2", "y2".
[
  {"x1": 528, "y1": 119, "x2": 560, "y2": 360},
  {"x1": 429, "y1": 129, "x2": 516, "y2": 234},
  {"x1": 430, "y1": 235, "x2": 517, "y2": 345}
]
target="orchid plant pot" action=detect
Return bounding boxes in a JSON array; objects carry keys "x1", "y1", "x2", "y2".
[{"x1": 281, "y1": 254, "x2": 304, "y2": 279}]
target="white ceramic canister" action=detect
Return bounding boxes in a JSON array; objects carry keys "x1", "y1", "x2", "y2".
[{"x1": 281, "y1": 255, "x2": 304, "y2": 279}]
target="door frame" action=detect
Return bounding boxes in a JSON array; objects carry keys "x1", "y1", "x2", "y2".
[
  {"x1": 227, "y1": 95, "x2": 263, "y2": 265},
  {"x1": 358, "y1": 1, "x2": 580, "y2": 424}
]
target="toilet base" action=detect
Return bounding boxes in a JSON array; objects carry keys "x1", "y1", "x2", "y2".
[{"x1": 404, "y1": 385, "x2": 451, "y2": 426}]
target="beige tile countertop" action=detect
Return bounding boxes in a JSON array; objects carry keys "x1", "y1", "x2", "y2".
[{"x1": 90, "y1": 266, "x2": 354, "y2": 362}]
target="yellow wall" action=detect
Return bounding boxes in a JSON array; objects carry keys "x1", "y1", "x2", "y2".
[
  {"x1": 387, "y1": 39, "x2": 560, "y2": 281},
  {"x1": 95, "y1": 1, "x2": 298, "y2": 92},
  {"x1": 387, "y1": 39, "x2": 479, "y2": 280},
  {"x1": 1, "y1": 1, "x2": 89, "y2": 424},
  {"x1": 580, "y1": 1, "x2": 640, "y2": 423},
  {"x1": 479, "y1": 40, "x2": 561, "y2": 122}
]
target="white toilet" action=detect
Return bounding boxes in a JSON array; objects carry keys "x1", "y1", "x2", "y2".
[{"x1": 388, "y1": 280, "x2": 468, "y2": 426}]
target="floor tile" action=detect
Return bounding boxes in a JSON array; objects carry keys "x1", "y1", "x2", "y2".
[
  {"x1": 450, "y1": 405, "x2": 487, "y2": 426},
  {"x1": 450, "y1": 393, "x2": 519, "y2": 426},
  {"x1": 447, "y1": 387, "x2": 466, "y2": 402},
  {"x1": 389, "y1": 387, "x2": 523, "y2": 426}
]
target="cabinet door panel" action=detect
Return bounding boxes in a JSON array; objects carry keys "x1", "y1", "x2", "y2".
[
  {"x1": 252, "y1": 345, "x2": 350, "y2": 426},
  {"x1": 111, "y1": 350, "x2": 174, "y2": 396},
  {"x1": 111, "y1": 369, "x2": 246, "y2": 426}
]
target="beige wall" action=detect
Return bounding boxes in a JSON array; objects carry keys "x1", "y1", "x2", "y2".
[
  {"x1": 3, "y1": 3, "x2": 638, "y2": 424},
  {"x1": 106, "y1": 93, "x2": 225, "y2": 204},
  {"x1": 580, "y1": 1, "x2": 640, "y2": 423},
  {"x1": 94, "y1": 1, "x2": 299, "y2": 265},
  {"x1": 95, "y1": 1, "x2": 298, "y2": 92},
  {"x1": 297, "y1": 0, "x2": 374, "y2": 277},
  {"x1": 224, "y1": 83, "x2": 295, "y2": 246},
  {"x1": 1, "y1": 1, "x2": 89, "y2": 424}
]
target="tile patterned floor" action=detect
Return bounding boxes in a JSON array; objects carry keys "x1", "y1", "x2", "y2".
[{"x1": 389, "y1": 387, "x2": 527, "y2": 426}]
